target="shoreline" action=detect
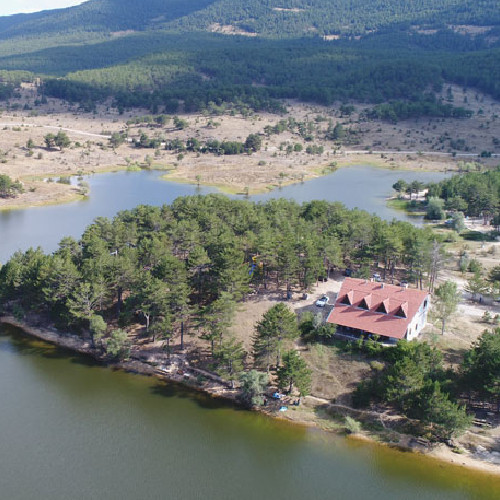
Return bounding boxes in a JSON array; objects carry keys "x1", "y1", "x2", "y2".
[
  {"x1": 1, "y1": 314, "x2": 499, "y2": 478},
  {"x1": 1, "y1": 156, "x2": 459, "y2": 212}
]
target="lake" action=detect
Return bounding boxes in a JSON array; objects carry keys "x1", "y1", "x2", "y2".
[
  {"x1": 1, "y1": 323, "x2": 499, "y2": 500},
  {"x1": 0, "y1": 165, "x2": 448, "y2": 263}
]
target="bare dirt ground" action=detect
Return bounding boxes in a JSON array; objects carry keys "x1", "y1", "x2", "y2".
[
  {"x1": 422, "y1": 240, "x2": 500, "y2": 358},
  {"x1": 1, "y1": 82, "x2": 499, "y2": 209}
]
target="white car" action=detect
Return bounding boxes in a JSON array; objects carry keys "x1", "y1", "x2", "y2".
[{"x1": 315, "y1": 296, "x2": 329, "y2": 307}]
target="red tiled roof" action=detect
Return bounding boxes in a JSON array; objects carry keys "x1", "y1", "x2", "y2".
[{"x1": 327, "y1": 278, "x2": 429, "y2": 339}]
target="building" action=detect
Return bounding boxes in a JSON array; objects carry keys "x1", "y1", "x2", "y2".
[{"x1": 326, "y1": 278, "x2": 430, "y2": 343}]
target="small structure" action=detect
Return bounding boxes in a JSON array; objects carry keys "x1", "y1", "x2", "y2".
[{"x1": 326, "y1": 278, "x2": 429, "y2": 343}]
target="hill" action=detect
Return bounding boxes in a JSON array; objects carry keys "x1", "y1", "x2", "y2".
[
  {"x1": 0, "y1": 0, "x2": 499, "y2": 115},
  {"x1": 1, "y1": 0, "x2": 499, "y2": 40},
  {"x1": 174, "y1": 0, "x2": 500, "y2": 37},
  {"x1": 0, "y1": 0, "x2": 213, "y2": 39}
]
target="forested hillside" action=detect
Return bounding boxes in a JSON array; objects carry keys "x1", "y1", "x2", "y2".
[
  {"x1": 1, "y1": 0, "x2": 499, "y2": 40},
  {"x1": 0, "y1": 0, "x2": 499, "y2": 114},
  {"x1": 0, "y1": 0, "x2": 214, "y2": 39},
  {"x1": 174, "y1": 0, "x2": 500, "y2": 37}
]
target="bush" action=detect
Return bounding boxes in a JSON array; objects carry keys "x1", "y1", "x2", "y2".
[
  {"x1": 345, "y1": 416, "x2": 362, "y2": 434},
  {"x1": 426, "y1": 197, "x2": 445, "y2": 220},
  {"x1": 482, "y1": 311, "x2": 492, "y2": 323},
  {"x1": 468, "y1": 259, "x2": 482, "y2": 274},
  {"x1": 0, "y1": 174, "x2": 24, "y2": 198}
]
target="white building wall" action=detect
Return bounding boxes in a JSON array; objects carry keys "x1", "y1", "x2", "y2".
[{"x1": 406, "y1": 295, "x2": 430, "y2": 340}]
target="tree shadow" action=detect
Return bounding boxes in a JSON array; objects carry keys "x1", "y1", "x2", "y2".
[
  {"x1": 149, "y1": 380, "x2": 245, "y2": 411},
  {"x1": 0, "y1": 325, "x2": 102, "y2": 368}
]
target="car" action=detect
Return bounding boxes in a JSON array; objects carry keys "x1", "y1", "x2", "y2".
[
  {"x1": 372, "y1": 273, "x2": 382, "y2": 282},
  {"x1": 315, "y1": 296, "x2": 329, "y2": 307}
]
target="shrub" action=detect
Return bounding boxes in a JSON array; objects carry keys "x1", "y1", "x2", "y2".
[{"x1": 345, "y1": 416, "x2": 362, "y2": 434}]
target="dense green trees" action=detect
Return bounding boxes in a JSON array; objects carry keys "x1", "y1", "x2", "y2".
[
  {"x1": 427, "y1": 169, "x2": 500, "y2": 218},
  {"x1": 0, "y1": 195, "x2": 445, "y2": 355},
  {"x1": 2, "y1": 0, "x2": 500, "y2": 42},
  {"x1": 0, "y1": 1, "x2": 498, "y2": 116},
  {"x1": 368, "y1": 95, "x2": 473, "y2": 123},
  {"x1": 354, "y1": 341, "x2": 471, "y2": 440},
  {"x1": 0, "y1": 193, "x2": 494, "y2": 437}
]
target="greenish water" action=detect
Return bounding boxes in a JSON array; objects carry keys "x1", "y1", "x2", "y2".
[{"x1": 1, "y1": 323, "x2": 499, "y2": 500}]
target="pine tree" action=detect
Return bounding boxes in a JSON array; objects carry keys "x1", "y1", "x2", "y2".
[{"x1": 253, "y1": 303, "x2": 299, "y2": 372}]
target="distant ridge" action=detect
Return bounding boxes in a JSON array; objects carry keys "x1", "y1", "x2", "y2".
[{"x1": 0, "y1": 0, "x2": 498, "y2": 41}]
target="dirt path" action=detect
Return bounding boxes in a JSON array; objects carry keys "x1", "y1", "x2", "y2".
[{"x1": 0, "y1": 121, "x2": 110, "y2": 139}]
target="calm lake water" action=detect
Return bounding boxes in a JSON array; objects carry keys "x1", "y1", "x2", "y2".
[
  {"x1": 1, "y1": 323, "x2": 499, "y2": 500},
  {"x1": 0, "y1": 166, "x2": 447, "y2": 263}
]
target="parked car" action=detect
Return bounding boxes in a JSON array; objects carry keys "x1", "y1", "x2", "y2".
[
  {"x1": 372, "y1": 273, "x2": 382, "y2": 282},
  {"x1": 315, "y1": 296, "x2": 329, "y2": 307}
]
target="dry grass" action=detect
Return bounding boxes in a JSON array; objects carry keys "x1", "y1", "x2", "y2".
[{"x1": 1, "y1": 83, "x2": 500, "y2": 209}]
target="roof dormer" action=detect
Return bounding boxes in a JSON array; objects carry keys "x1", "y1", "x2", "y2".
[
  {"x1": 359, "y1": 294, "x2": 372, "y2": 310},
  {"x1": 376, "y1": 299, "x2": 390, "y2": 314},
  {"x1": 340, "y1": 290, "x2": 354, "y2": 305},
  {"x1": 395, "y1": 302, "x2": 408, "y2": 318}
]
